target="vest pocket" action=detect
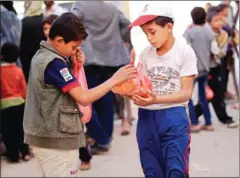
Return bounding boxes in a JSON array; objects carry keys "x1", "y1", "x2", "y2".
[{"x1": 58, "y1": 106, "x2": 83, "y2": 134}]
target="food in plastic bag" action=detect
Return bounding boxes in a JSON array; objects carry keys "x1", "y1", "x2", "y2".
[
  {"x1": 205, "y1": 85, "x2": 214, "y2": 100},
  {"x1": 112, "y1": 49, "x2": 152, "y2": 97},
  {"x1": 73, "y1": 53, "x2": 92, "y2": 124}
]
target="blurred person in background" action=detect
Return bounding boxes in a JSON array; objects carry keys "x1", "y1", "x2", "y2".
[
  {"x1": 0, "y1": 43, "x2": 31, "y2": 163},
  {"x1": 43, "y1": 0, "x2": 67, "y2": 16},
  {"x1": 71, "y1": 1, "x2": 131, "y2": 155},
  {"x1": 185, "y1": 7, "x2": 215, "y2": 132},
  {"x1": 216, "y1": 3, "x2": 235, "y2": 100},
  {"x1": 42, "y1": 14, "x2": 58, "y2": 38},
  {"x1": 20, "y1": 1, "x2": 45, "y2": 81},
  {"x1": 195, "y1": 8, "x2": 238, "y2": 128},
  {"x1": 205, "y1": 2, "x2": 212, "y2": 12},
  {"x1": 0, "y1": 1, "x2": 22, "y2": 67}
]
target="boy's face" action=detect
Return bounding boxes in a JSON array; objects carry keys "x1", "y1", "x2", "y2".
[
  {"x1": 53, "y1": 37, "x2": 83, "y2": 57},
  {"x1": 141, "y1": 21, "x2": 172, "y2": 49},
  {"x1": 43, "y1": 23, "x2": 51, "y2": 39},
  {"x1": 210, "y1": 14, "x2": 223, "y2": 31}
]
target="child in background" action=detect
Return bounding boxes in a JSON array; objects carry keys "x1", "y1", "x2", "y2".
[
  {"x1": 184, "y1": 7, "x2": 215, "y2": 132},
  {"x1": 42, "y1": 14, "x2": 58, "y2": 39},
  {"x1": 195, "y1": 9, "x2": 239, "y2": 128},
  {"x1": 129, "y1": 4, "x2": 198, "y2": 178},
  {"x1": 0, "y1": 43, "x2": 30, "y2": 162}
]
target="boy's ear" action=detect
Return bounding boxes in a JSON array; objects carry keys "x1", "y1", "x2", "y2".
[{"x1": 166, "y1": 23, "x2": 173, "y2": 30}]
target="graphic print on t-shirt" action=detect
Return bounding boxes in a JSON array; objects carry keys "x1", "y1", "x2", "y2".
[{"x1": 146, "y1": 66, "x2": 180, "y2": 96}]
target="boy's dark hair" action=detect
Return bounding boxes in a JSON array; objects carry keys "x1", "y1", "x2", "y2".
[
  {"x1": 145, "y1": 16, "x2": 174, "y2": 27},
  {"x1": 42, "y1": 14, "x2": 58, "y2": 26},
  {"x1": 0, "y1": 43, "x2": 20, "y2": 63},
  {"x1": 216, "y1": 4, "x2": 229, "y2": 12},
  {"x1": 49, "y1": 12, "x2": 88, "y2": 43},
  {"x1": 191, "y1": 7, "x2": 206, "y2": 25}
]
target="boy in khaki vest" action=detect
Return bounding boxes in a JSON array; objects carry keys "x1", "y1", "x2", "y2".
[{"x1": 23, "y1": 12, "x2": 136, "y2": 177}]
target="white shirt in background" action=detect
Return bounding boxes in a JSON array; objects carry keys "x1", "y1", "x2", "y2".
[{"x1": 43, "y1": 3, "x2": 67, "y2": 16}]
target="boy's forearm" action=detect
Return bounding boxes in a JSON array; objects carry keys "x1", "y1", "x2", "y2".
[
  {"x1": 74, "y1": 78, "x2": 118, "y2": 106},
  {"x1": 154, "y1": 90, "x2": 192, "y2": 104}
]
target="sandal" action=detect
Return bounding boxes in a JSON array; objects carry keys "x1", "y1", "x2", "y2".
[
  {"x1": 201, "y1": 125, "x2": 215, "y2": 131},
  {"x1": 22, "y1": 154, "x2": 31, "y2": 161},
  {"x1": 80, "y1": 161, "x2": 91, "y2": 171}
]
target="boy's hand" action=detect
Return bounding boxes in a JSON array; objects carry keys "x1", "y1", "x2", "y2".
[
  {"x1": 132, "y1": 91, "x2": 156, "y2": 106},
  {"x1": 72, "y1": 47, "x2": 85, "y2": 65},
  {"x1": 111, "y1": 64, "x2": 137, "y2": 85}
]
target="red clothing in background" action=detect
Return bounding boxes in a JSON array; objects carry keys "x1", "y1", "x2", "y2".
[{"x1": 1, "y1": 64, "x2": 27, "y2": 99}]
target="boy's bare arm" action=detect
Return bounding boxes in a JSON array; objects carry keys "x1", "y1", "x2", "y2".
[
  {"x1": 68, "y1": 78, "x2": 117, "y2": 106},
  {"x1": 69, "y1": 65, "x2": 137, "y2": 106},
  {"x1": 132, "y1": 75, "x2": 195, "y2": 106},
  {"x1": 154, "y1": 75, "x2": 195, "y2": 104}
]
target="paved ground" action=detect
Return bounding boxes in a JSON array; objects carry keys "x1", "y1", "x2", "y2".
[{"x1": 1, "y1": 76, "x2": 239, "y2": 177}]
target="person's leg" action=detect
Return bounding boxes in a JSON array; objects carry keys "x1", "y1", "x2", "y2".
[
  {"x1": 113, "y1": 94, "x2": 131, "y2": 136},
  {"x1": 209, "y1": 67, "x2": 232, "y2": 123},
  {"x1": 32, "y1": 147, "x2": 79, "y2": 177},
  {"x1": 95, "y1": 67, "x2": 116, "y2": 138},
  {"x1": 221, "y1": 52, "x2": 234, "y2": 99},
  {"x1": 188, "y1": 79, "x2": 201, "y2": 132},
  {"x1": 137, "y1": 109, "x2": 164, "y2": 178},
  {"x1": 188, "y1": 99, "x2": 198, "y2": 125},
  {"x1": 15, "y1": 104, "x2": 30, "y2": 160},
  {"x1": 1, "y1": 107, "x2": 20, "y2": 162},
  {"x1": 85, "y1": 66, "x2": 110, "y2": 146},
  {"x1": 79, "y1": 146, "x2": 92, "y2": 171},
  {"x1": 209, "y1": 67, "x2": 238, "y2": 128},
  {"x1": 86, "y1": 106, "x2": 110, "y2": 145},
  {"x1": 195, "y1": 103, "x2": 203, "y2": 118},
  {"x1": 198, "y1": 75, "x2": 212, "y2": 128},
  {"x1": 160, "y1": 107, "x2": 190, "y2": 178}
]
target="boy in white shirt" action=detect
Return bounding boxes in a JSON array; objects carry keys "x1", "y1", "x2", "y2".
[{"x1": 129, "y1": 4, "x2": 198, "y2": 178}]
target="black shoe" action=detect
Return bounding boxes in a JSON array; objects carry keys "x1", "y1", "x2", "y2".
[
  {"x1": 91, "y1": 143, "x2": 110, "y2": 155},
  {"x1": 226, "y1": 120, "x2": 239, "y2": 128}
]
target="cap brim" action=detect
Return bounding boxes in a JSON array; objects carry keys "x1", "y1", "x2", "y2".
[{"x1": 128, "y1": 15, "x2": 158, "y2": 28}]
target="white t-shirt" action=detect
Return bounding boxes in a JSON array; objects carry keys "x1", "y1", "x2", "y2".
[{"x1": 138, "y1": 38, "x2": 198, "y2": 110}]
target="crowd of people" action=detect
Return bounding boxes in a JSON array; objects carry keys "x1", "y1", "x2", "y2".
[{"x1": 0, "y1": 0, "x2": 239, "y2": 177}]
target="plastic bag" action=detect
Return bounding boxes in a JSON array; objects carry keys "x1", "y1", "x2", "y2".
[
  {"x1": 73, "y1": 56, "x2": 92, "y2": 124},
  {"x1": 205, "y1": 85, "x2": 214, "y2": 101},
  {"x1": 112, "y1": 49, "x2": 152, "y2": 97}
]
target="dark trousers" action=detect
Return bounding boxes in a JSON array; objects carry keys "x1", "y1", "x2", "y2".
[
  {"x1": 195, "y1": 66, "x2": 232, "y2": 123},
  {"x1": 1, "y1": 104, "x2": 29, "y2": 161},
  {"x1": 84, "y1": 65, "x2": 121, "y2": 145},
  {"x1": 79, "y1": 146, "x2": 92, "y2": 162},
  {"x1": 220, "y1": 50, "x2": 232, "y2": 94}
]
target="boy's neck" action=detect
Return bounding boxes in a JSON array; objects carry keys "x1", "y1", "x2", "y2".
[
  {"x1": 156, "y1": 35, "x2": 175, "y2": 56},
  {"x1": 47, "y1": 38, "x2": 55, "y2": 48}
]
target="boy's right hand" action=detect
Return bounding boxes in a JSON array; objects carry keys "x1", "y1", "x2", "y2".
[{"x1": 111, "y1": 64, "x2": 137, "y2": 85}]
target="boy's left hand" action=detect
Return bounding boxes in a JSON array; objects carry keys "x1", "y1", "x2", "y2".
[{"x1": 132, "y1": 91, "x2": 157, "y2": 106}]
